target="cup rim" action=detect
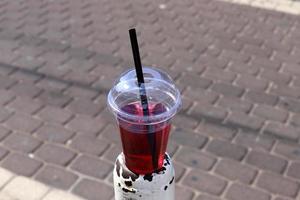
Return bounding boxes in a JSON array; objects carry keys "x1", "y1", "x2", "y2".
[{"x1": 107, "y1": 68, "x2": 181, "y2": 125}]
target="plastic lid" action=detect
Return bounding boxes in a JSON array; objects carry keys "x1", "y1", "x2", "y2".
[{"x1": 107, "y1": 67, "x2": 181, "y2": 125}]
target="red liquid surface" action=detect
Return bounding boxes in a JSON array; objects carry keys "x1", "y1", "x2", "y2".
[{"x1": 118, "y1": 102, "x2": 171, "y2": 174}]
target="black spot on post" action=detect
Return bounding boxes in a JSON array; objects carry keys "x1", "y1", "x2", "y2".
[
  {"x1": 116, "y1": 160, "x2": 121, "y2": 177},
  {"x1": 169, "y1": 176, "x2": 174, "y2": 185},
  {"x1": 122, "y1": 187, "x2": 136, "y2": 193},
  {"x1": 164, "y1": 186, "x2": 168, "y2": 190},
  {"x1": 125, "y1": 180, "x2": 132, "y2": 187}
]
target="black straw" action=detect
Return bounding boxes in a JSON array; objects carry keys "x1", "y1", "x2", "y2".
[{"x1": 129, "y1": 28, "x2": 158, "y2": 170}]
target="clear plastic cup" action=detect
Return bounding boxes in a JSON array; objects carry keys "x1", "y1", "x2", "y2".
[{"x1": 107, "y1": 67, "x2": 181, "y2": 174}]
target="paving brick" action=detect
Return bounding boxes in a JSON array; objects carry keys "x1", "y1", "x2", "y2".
[
  {"x1": 59, "y1": 58, "x2": 96, "y2": 72},
  {"x1": 175, "y1": 147, "x2": 216, "y2": 170},
  {"x1": 202, "y1": 67, "x2": 237, "y2": 83},
  {"x1": 263, "y1": 122, "x2": 299, "y2": 141},
  {"x1": 172, "y1": 114, "x2": 199, "y2": 129},
  {"x1": 103, "y1": 145, "x2": 122, "y2": 163},
  {"x1": 189, "y1": 103, "x2": 227, "y2": 123},
  {"x1": 246, "y1": 150, "x2": 287, "y2": 173},
  {"x1": 5, "y1": 113, "x2": 42, "y2": 134},
  {"x1": 279, "y1": 97, "x2": 300, "y2": 113},
  {"x1": 215, "y1": 159, "x2": 257, "y2": 184},
  {"x1": 10, "y1": 82, "x2": 42, "y2": 98},
  {"x1": 226, "y1": 183, "x2": 270, "y2": 200},
  {"x1": 99, "y1": 124, "x2": 121, "y2": 144},
  {"x1": 43, "y1": 190, "x2": 84, "y2": 200},
  {"x1": 197, "y1": 121, "x2": 237, "y2": 140},
  {"x1": 10, "y1": 69, "x2": 42, "y2": 83},
  {"x1": 251, "y1": 56, "x2": 281, "y2": 71},
  {"x1": 206, "y1": 139, "x2": 247, "y2": 160},
  {"x1": 36, "y1": 78, "x2": 70, "y2": 91},
  {"x1": 234, "y1": 131, "x2": 274, "y2": 151},
  {"x1": 257, "y1": 172, "x2": 299, "y2": 197},
  {"x1": 3, "y1": 132, "x2": 41, "y2": 153},
  {"x1": 0, "y1": 125, "x2": 10, "y2": 141},
  {"x1": 38, "y1": 65, "x2": 68, "y2": 80},
  {"x1": 0, "y1": 146, "x2": 9, "y2": 161},
  {"x1": 65, "y1": 71, "x2": 98, "y2": 85},
  {"x1": 196, "y1": 194, "x2": 222, "y2": 200},
  {"x1": 261, "y1": 69, "x2": 291, "y2": 85},
  {"x1": 69, "y1": 135, "x2": 109, "y2": 156},
  {"x1": 273, "y1": 197, "x2": 294, "y2": 200},
  {"x1": 245, "y1": 90, "x2": 278, "y2": 106},
  {"x1": 92, "y1": 77, "x2": 114, "y2": 92},
  {"x1": 3, "y1": 177, "x2": 49, "y2": 200},
  {"x1": 211, "y1": 82, "x2": 244, "y2": 97},
  {"x1": 220, "y1": 50, "x2": 250, "y2": 63},
  {"x1": 175, "y1": 186, "x2": 195, "y2": 200},
  {"x1": 35, "y1": 144, "x2": 76, "y2": 166},
  {"x1": 0, "y1": 90, "x2": 15, "y2": 105},
  {"x1": 38, "y1": 90, "x2": 72, "y2": 108},
  {"x1": 36, "y1": 165, "x2": 78, "y2": 190},
  {"x1": 270, "y1": 85, "x2": 300, "y2": 99},
  {"x1": 71, "y1": 155, "x2": 112, "y2": 179},
  {"x1": 35, "y1": 124, "x2": 74, "y2": 144},
  {"x1": 12, "y1": 56, "x2": 46, "y2": 70},
  {"x1": 0, "y1": 75, "x2": 17, "y2": 90},
  {"x1": 253, "y1": 105, "x2": 288, "y2": 122},
  {"x1": 0, "y1": 107, "x2": 13, "y2": 123},
  {"x1": 64, "y1": 85, "x2": 100, "y2": 100},
  {"x1": 66, "y1": 99, "x2": 103, "y2": 116},
  {"x1": 287, "y1": 162, "x2": 300, "y2": 180},
  {"x1": 228, "y1": 61, "x2": 260, "y2": 76},
  {"x1": 73, "y1": 179, "x2": 113, "y2": 200},
  {"x1": 2, "y1": 153, "x2": 42, "y2": 176},
  {"x1": 197, "y1": 54, "x2": 228, "y2": 69},
  {"x1": 282, "y1": 63, "x2": 300, "y2": 76},
  {"x1": 243, "y1": 44, "x2": 272, "y2": 58},
  {"x1": 226, "y1": 112, "x2": 264, "y2": 131},
  {"x1": 274, "y1": 142, "x2": 300, "y2": 161},
  {"x1": 178, "y1": 73, "x2": 212, "y2": 89},
  {"x1": 236, "y1": 75, "x2": 269, "y2": 91},
  {"x1": 291, "y1": 114, "x2": 300, "y2": 128},
  {"x1": 183, "y1": 169, "x2": 227, "y2": 195},
  {"x1": 173, "y1": 162, "x2": 186, "y2": 182},
  {"x1": 37, "y1": 105, "x2": 73, "y2": 124},
  {"x1": 7, "y1": 97, "x2": 43, "y2": 114},
  {"x1": 167, "y1": 141, "x2": 179, "y2": 157},
  {"x1": 217, "y1": 97, "x2": 252, "y2": 113},
  {"x1": 67, "y1": 115, "x2": 105, "y2": 136},
  {"x1": 183, "y1": 88, "x2": 218, "y2": 104},
  {"x1": 170, "y1": 128, "x2": 208, "y2": 148}
]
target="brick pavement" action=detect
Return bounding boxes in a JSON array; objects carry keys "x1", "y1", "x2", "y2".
[
  {"x1": 0, "y1": 167, "x2": 83, "y2": 200},
  {"x1": 0, "y1": 0, "x2": 298, "y2": 200}
]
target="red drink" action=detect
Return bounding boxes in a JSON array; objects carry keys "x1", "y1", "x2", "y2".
[{"x1": 118, "y1": 102, "x2": 171, "y2": 174}]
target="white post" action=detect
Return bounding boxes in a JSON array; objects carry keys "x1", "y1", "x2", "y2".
[{"x1": 113, "y1": 153, "x2": 175, "y2": 200}]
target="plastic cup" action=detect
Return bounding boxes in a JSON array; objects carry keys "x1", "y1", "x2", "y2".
[{"x1": 107, "y1": 67, "x2": 181, "y2": 174}]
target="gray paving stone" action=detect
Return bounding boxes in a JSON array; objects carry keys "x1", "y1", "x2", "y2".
[
  {"x1": 257, "y1": 172, "x2": 300, "y2": 198},
  {"x1": 183, "y1": 169, "x2": 227, "y2": 195},
  {"x1": 207, "y1": 139, "x2": 247, "y2": 161},
  {"x1": 226, "y1": 183, "x2": 270, "y2": 200},
  {"x1": 2, "y1": 153, "x2": 43, "y2": 177},
  {"x1": 73, "y1": 179, "x2": 113, "y2": 200},
  {"x1": 36, "y1": 165, "x2": 78, "y2": 190}
]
